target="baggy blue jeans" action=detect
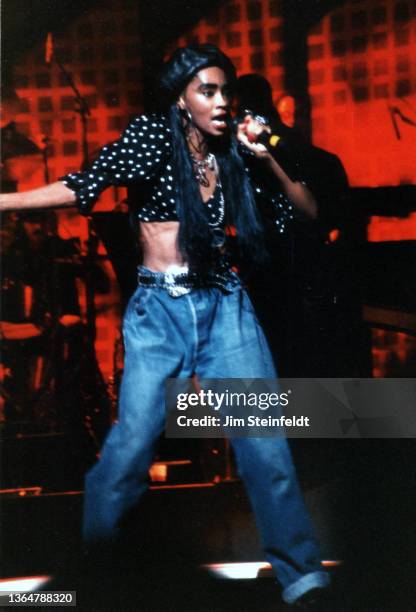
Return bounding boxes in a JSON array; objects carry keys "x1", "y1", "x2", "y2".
[{"x1": 84, "y1": 273, "x2": 329, "y2": 603}]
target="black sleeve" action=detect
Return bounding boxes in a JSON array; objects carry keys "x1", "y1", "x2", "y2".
[
  {"x1": 59, "y1": 114, "x2": 170, "y2": 215},
  {"x1": 239, "y1": 145, "x2": 295, "y2": 234}
]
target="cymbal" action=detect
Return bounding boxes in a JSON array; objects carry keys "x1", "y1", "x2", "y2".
[{"x1": 1, "y1": 122, "x2": 41, "y2": 157}]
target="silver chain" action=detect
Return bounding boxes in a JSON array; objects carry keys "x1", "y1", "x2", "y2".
[
  {"x1": 190, "y1": 152, "x2": 216, "y2": 187},
  {"x1": 207, "y1": 178, "x2": 225, "y2": 228},
  {"x1": 191, "y1": 151, "x2": 226, "y2": 247},
  {"x1": 207, "y1": 158, "x2": 225, "y2": 247}
]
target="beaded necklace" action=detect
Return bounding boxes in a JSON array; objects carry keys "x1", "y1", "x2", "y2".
[{"x1": 206, "y1": 176, "x2": 225, "y2": 248}]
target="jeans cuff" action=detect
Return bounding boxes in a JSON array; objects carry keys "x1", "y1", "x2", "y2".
[{"x1": 282, "y1": 570, "x2": 330, "y2": 604}]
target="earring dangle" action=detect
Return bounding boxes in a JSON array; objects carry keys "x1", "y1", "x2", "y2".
[
  {"x1": 179, "y1": 106, "x2": 193, "y2": 128},
  {"x1": 184, "y1": 108, "x2": 193, "y2": 123}
]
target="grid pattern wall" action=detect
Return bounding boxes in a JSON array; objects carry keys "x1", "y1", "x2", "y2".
[
  {"x1": 8, "y1": 0, "x2": 415, "y2": 379},
  {"x1": 13, "y1": 0, "x2": 143, "y2": 201},
  {"x1": 173, "y1": 0, "x2": 285, "y2": 92},
  {"x1": 307, "y1": 0, "x2": 416, "y2": 189},
  {"x1": 11, "y1": 0, "x2": 143, "y2": 379}
]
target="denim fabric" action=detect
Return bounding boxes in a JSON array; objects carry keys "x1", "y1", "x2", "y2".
[{"x1": 83, "y1": 273, "x2": 329, "y2": 600}]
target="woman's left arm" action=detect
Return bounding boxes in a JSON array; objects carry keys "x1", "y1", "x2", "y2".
[
  {"x1": 260, "y1": 154, "x2": 317, "y2": 219},
  {"x1": 237, "y1": 117, "x2": 317, "y2": 219}
]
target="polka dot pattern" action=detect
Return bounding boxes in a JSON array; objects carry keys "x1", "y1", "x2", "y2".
[
  {"x1": 60, "y1": 113, "x2": 177, "y2": 220},
  {"x1": 241, "y1": 151, "x2": 295, "y2": 234},
  {"x1": 60, "y1": 112, "x2": 295, "y2": 232}
]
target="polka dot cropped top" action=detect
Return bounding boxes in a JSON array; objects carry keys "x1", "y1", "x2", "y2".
[
  {"x1": 60, "y1": 112, "x2": 294, "y2": 232},
  {"x1": 60, "y1": 114, "x2": 177, "y2": 221}
]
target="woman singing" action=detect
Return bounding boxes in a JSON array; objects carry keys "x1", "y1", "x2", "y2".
[{"x1": 0, "y1": 45, "x2": 327, "y2": 607}]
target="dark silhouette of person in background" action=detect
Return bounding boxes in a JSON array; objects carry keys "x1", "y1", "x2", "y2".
[{"x1": 235, "y1": 74, "x2": 367, "y2": 377}]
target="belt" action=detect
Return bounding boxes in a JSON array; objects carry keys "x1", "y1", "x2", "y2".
[{"x1": 137, "y1": 265, "x2": 240, "y2": 297}]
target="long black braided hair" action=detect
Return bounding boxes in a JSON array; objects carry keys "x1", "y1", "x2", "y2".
[{"x1": 159, "y1": 44, "x2": 266, "y2": 272}]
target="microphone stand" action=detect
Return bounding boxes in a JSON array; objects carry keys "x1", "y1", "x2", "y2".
[
  {"x1": 389, "y1": 105, "x2": 416, "y2": 141},
  {"x1": 389, "y1": 107, "x2": 401, "y2": 140},
  {"x1": 40, "y1": 136, "x2": 51, "y2": 184},
  {"x1": 53, "y1": 56, "x2": 98, "y2": 346},
  {"x1": 43, "y1": 49, "x2": 112, "y2": 446}
]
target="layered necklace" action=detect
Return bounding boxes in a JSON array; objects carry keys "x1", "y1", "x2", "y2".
[
  {"x1": 190, "y1": 150, "x2": 226, "y2": 248},
  {"x1": 207, "y1": 181, "x2": 226, "y2": 248},
  {"x1": 190, "y1": 152, "x2": 216, "y2": 188}
]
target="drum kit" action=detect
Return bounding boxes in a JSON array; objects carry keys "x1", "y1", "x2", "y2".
[
  {"x1": 0, "y1": 239, "x2": 98, "y2": 436},
  {"x1": 0, "y1": 120, "x2": 111, "y2": 440}
]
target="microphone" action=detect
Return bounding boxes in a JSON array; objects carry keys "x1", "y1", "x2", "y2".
[
  {"x1": 240, "y1": 111, "x2": 301, "y2": 182},
  {"x1": 251, "y1": 130, "x2": 283, "y2": 150}
]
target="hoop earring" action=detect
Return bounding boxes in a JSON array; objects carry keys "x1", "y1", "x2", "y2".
[{"x1": 179, "y1": 106, "x2": 193, "y2": 127}]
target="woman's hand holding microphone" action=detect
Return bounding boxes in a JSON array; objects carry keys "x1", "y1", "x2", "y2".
[{"x1": 236, "y1": 113, "x2": 273, "y2": 160}]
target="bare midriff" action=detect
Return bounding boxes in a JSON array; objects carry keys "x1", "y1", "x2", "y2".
[
  {"x1": 138, "y1": 220, "x2": 185, "y2": 271},
  {"x1": 138, "y1": 166, "x2": 217, "y2": 272}
]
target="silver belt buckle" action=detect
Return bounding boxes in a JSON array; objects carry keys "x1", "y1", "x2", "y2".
[{"x1": 165, "y1": 266, "x2": 191, "y2": 298}]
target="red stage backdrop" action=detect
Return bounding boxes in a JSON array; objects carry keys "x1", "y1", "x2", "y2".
[{"x1": 9, "y1": 0, "x2": 416, "y2": 378}]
